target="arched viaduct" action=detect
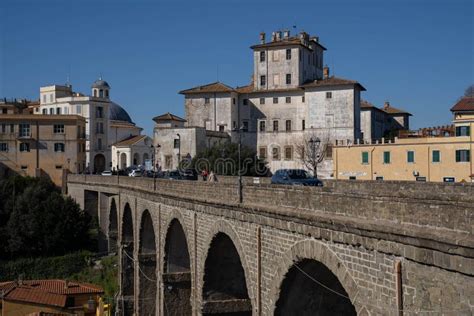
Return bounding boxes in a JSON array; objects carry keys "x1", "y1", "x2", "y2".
[{"x1": 68, "y1": 175, "x2": 474, "y2": 316}]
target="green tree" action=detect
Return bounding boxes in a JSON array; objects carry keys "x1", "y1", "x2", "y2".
[{"x1": 189, "y1": 142, "x2": 268, "y2": 176}]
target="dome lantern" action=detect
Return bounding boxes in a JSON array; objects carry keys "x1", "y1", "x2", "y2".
[{"x1": 91, "y1": 76, "x2": 111, "y2": 99}]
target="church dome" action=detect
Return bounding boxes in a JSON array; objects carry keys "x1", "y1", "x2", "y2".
[
  {"x1": 109, "y1": 102, "x2": 134, "y2": 124},
  {"x1": 91, "y1": 79, "x2": 110, "y2": 89}
]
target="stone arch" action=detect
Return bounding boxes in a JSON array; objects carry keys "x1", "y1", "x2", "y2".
[
  {"x1": 162, "y1": 216, "x2": 192, "y2": 315},
  {"x1": 108, "y1": 198, "x2": 118, "y2": 253},
  {"x1": 268, "y1": 239, "x2": 363, "y2": 315},
  {"x1": 133, "y1": 153, "x2": 140, "y2": 166},
  {"x1": 94, "y1": 154, "x2": 106, "y2": 173},
  {"x1": 121, "y1": 202, "x2": 135, "y2": 316},
  {"x1": 199, "y1": 220, "x2": 254, "y2": 315},
  {"x1": 138, "y1": 210, "x2": 157, "y2": 316},
  {"x1": 120, "y1": 152, "x2": 127, "y2": 170}
]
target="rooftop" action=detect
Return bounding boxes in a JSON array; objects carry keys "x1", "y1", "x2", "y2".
[
  {"x1": 300, "y1": 76, "x2": 366, "y2": 91},
  {"x1": 179, "y1": 82, "x2": 235, "y2": 94},
  {"x1": 112, "y1": 134, "x2": 147, "y2": 147},
  {"x1": 451, "y1": 97, "x2": 474, "y2": 112},
  {"x1": 153, "y1": 112, "x2": 186, "y2": 123},
  {"x1": 382, "y1": 102, "x2": 412, "y2": 116}
]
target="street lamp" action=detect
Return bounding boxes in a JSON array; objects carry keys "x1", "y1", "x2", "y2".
[
  {"x1": 151, "y1": 144, "x2": 161, "y2": 191},
  {"x1": 237, "y1": 125, "x2": 244, "y2": 204},
  {"x1": 176, "y1": 133, "x2": 181, "y2": 168}
]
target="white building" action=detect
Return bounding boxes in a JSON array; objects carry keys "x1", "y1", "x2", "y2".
[
  {"x1": 155, "y1": 30, "x2": 370, "y2": 177},
  {"x1": 34, "y1": 79, "x2": 147, "y2": 173},
  {"x1": 111, "y1": 135, "x2": 153, "y2": 171}
]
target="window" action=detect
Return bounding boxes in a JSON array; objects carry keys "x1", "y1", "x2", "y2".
[
  {"x1": 56, "y1": 108, "x2": 61, "y2": 115},
  {"x1": 273, "y1": 120, "x2": 279, "y2": 132},
  {"x1": 232, "y1": 98, "x2": 236, "y2": 105},
  {"x1": 242, "y1": 121, "x2": 249, "y2": 132},
  {"x1": 383, "y1": 151, "x2": 391, "y2": 164},
  {"x1": 174, "y1": 139, "x2": 180, "y2": 149},
  {"x1": 49, "y1": 94, "x2": 53, "y2": 102},
  {"x1": 273, "y1": 97, "x2": 278, "y2": 104},
  {"x1": 96, "y1": 122, "x2": 104, "y2": 134},
  {"x1": 1, "y1": 124, "x2": 5, "y2": 133},
  {"x1": 260, "y1": 51, "x2": 265, "y2": 62},
  {"x1": 259, "y1": 147, "x2": 267, "y2": 159},
  {"x1": 362, "y1": 151, "x2": 369, "y2": 164},
  {"x1": 272, "y1": 147, "x2": 280, "y2": 160},
  {"x1": 285, "y1": 97, "x2": 291, "y2": 104},
  {"x1": 53, "y1": 124, "x2": 65, "y2": 134},
  {"x1": 97, "y1": 138, "x2": 102, "y2": 150},
  {"x1": 455, "y1": 149, "x2": 470, "y2": 162},
  {"x1": 19, "y1": 124, "x2": 30, "y2": 137},
  {"x1": 284, "y1": 146, "x2": 293, "y2": 160},
  {"x1": 259, "y1": 121, "x2": 266, "y2": 132},
  {"x1": 93, "y1": 90, "x2": 97, "y2": 97},
  {"x1": 455, "y1": 126, "x2": 470, "y2": 137},
  {"x1": 326, "y1": 92, "x2": 332, "y2": 99},
  {"x1": 219, "y1": 125, "x2": 225, "y2": 132},
  {"x1": 407, "y1": 151, "x2": 415, "y2": 163},
  {"x1": 99, "y1": 89, "x2": 104, "y2": 98},
  {"x1": 19, "y1": 142, "x2": 30, "y2": 152},
  {"x1": 21, "y1": 165, "x2": 28, "y2": 170},
  {"x1": 286, "y1": 74, "x2": 291, "y2": 85},
  {"x1": 432, "y1": 150, "x2": 440, "y2": 163},
  {"x1": 260, "y1": 75, "x2": 266, "y2": 86},
  {"x1": 54, "y1": 143, "x2": 65, "y2": 152},
  {"x1": 285, "y1": 120, "x2": 291, "y2": 131},
  {"x1": 205, "y1": 98, "x2": 210, "y2": 104},
  {"x1": 243, "y1": 99, "x2": 248, "y2": 106},
  {"x1": 49, "y1": 108, "x2": 54, "y2": 115},
  {"x1": 42, "y1": 109, "x2": 47, "y2": 114},
  {"x1": 233, "y1": 121, "x2": 237, "y2": 129},
  {"x1": 55, "y1": 165, "x2": 63, "y2": 169},
  {"x1": 0, "y1": 143, "x2": 8, "y2": 152},
  {"x1": 302, "y1": 96, "x2": 305, "y2": 103},
  {"x1": 42, "y1": 95, "x2": 47, "y2": 103},
  {"x1": 10, "y1": 124, "x2": 14, "y2": 133},
  {"x1": 260, "y1": 98, "x2": 265, "y2": 105},
  {"x1": 302, "y1": 120, "x2": 305, "y2": 130},
  {"x1": 35, "y1": 107, "x2": 39, "y2": 113},
  {"x1": 286, "y1": 49, "x2": 291, "y2": 60},
  {"x1": 105, "y1": 90, "x2": 109, "y2": 98},
  {"x1": 96, "y1": 106, "x2": 103, "y2": 118}
]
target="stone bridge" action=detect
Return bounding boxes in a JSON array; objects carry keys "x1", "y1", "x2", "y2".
[{"x1": 67, "y1": 174, "x2": 474, "y2": 316}]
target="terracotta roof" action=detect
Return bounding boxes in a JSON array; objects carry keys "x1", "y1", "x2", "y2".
[
  {"x1": 360, "y1": 100, "x2": 377, "y2": 109},
  {"x1": 382, "y1": 102, "x2": 412, "y2": 115},
  {"x1": 300, "y1": 76, "x2": 366, "y2": 91},
  {"x1": 179, "y1": 82, "x2": 235, "y2": 94},
  {"x1": 250, "y1": 37, "x2": 327, "y2": 51},
  {"x1": 235, "y1": 84, "x2": 303, "y2": 94},
  {"x1": 450, "y1": 97, "x2": 474, "y2": 112},
  {"x1": 1, "y1": 280, "x2": 103, "y2": 308},
  {"x1": 153, "y1": 112, "x2": 186, "y2": 123},
  {"x1": 113, "y1": 134, "x2": 147, "y2": 147}
]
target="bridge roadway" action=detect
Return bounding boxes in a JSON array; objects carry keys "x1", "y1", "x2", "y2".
[{"x1": 67, "y1": 174, "x2": 474, "y2": 316}]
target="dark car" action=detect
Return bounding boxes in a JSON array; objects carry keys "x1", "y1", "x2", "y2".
[
  {"x1": 163, "y1": 170, "x2": 184, "y2": 180},
  {"x1": 180, "y1": 168, "x2": 198, "y2": 181},
  {"x1": 271, "y1": 169, "x2": 323, "y2": 186}
]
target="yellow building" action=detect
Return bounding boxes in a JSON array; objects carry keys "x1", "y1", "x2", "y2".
[
  {"x1": 333, "y1": 97, "x2": 473, "y2": 182},
  {"x1": 0, "y1": 111, "x2": 86, "y2": 187}
]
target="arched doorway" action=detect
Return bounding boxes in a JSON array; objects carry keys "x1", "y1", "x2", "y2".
[
  {"x1": 120, "y1": 153, "x2": 127, "y2": 170},
  {"x1": 94, "y1": 154, "x2": 106, "y2": 173},
  {"x1": 121, "y1": 203, "x2": 134, "y2": 316},
  {"x1": 202, "y1": 233, "x2": 251, "y2": 315},
  {"x1": 133, "y1": 153, "x2": 140, "y2": 166},
  {"x1": 163, "y1": 219, "x2": 192, "y2": 315},
  {"x1": 108, "y1": 199, "x2": 118, "y2": 253},
  {"x1": 275, "y1": 259, "x2": 356, "y2": 315},
  {"x1": 138, "y1": 211, "x2": 157, "y2": 315}
]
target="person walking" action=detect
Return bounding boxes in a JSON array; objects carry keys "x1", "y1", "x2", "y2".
[{"x1": 201, "y1": 169, "x2": 208, "y2": 181}]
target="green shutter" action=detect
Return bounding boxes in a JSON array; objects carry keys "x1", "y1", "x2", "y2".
[
  {"x1": 456, "y1": 150, "x2": 461, "y2": 162},
  {"x1": 432, "y1": 150, "x2": 440, "y2": 163},
  {"x1": 467, "y1": 150, "x2": 471, "y2": 162},
  {"x1": 362, "y1": 152, "x2": 369, "y2": 164},
  {"x1": 383, "y1": 151, "x2": 390, "y2": 164},
  {"x1": 407, "y1": 151, "x2": 414, "y2": 163},
  {"x1": 467, "y1": 127, "x2": 471, "y2": 136}
]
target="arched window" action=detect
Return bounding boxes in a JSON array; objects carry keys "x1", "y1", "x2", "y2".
[
  {"x1": 99, "y1": 89, "x2": 104, "y2": 98},
  {"x1": 93, "y1": 89, "x2": 97, "y2": 97},
  {"x1": 105, "y1": 90, "x2": 109, "y2": 98}
]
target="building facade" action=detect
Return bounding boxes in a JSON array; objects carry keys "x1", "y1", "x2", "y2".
[
  {"x1": 34, "y1": 79, "x2": 144, "y2": 173},
  {"x1": 111, "y1": 134, "x2": 153, "y2": 171},
  {"x1": 333, "y1": 97, "x2": 473, "y2": 182},
  {"x1": 0, "y1": 113, "x2": 86, "y2": 186},
  {"x1": 157, "y1": 30, "x2": 368, "y2": 176}
]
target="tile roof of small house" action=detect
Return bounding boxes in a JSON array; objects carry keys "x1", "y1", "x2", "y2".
[
  {"x1": 300, "y1": 76, "x2": 366, "y2": 91},
  {"x1": 179, "y1": 82, "x2": 235, "y2": 94},
  {"x1": 250, "y1": 36, "x2": 327, "y2": 51},
  {"x1": 450, "y1": 97, "x2": 474, "y2": 112},
  {"x1": 0, "y1": 280, "x2": 103, "y2": 308},
  {"x1": 152, "y1": 112, "x2": 186, "y2": 122},
  {"x1": 382, "y1": 102, "x2": 412, "y2": 115},
  {"x1": 112, "y1": 135, "x2": 147, "y2": 147}
]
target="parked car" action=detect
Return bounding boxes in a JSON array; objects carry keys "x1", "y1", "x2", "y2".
[
  {"x1": 271, "y1": 169, "x2": 323, "y2": 186},
  {"x1": 101, "y1": 170, "x2": 113, "y2": 176},
  {"x1": 163, "y1": 170, "x2": 184, "y2": 180},
  {"x1": 128, "y1": 169, "x2": 143, "y2": 177},
  {"x1": 180, "y1": 168, "x2": 198, "y2": 180}
]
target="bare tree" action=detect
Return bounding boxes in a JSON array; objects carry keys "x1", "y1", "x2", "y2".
[
  {"x1": 464, "y1": 84, "x2": 474, "y2": 98},
  {"x1": 295, "y1": 133, "x2": 330, "y2": 178}
]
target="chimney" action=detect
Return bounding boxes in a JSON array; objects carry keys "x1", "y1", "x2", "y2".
[
  {"x1": 271, "y1": 32, "x2": 276, "y2": 42},
  {"x1": 283, "y1": 30, "x2": 290, "y2": 39},
  {"x1": 384, "y1": 101, "x2": 390, "y2": 109},
  {"x1": 275, "y1": 31, "x2": 282, "y2": 41},
  {"x1": 323, "y1": 66, "x2": 330, "y2": 79},
  {"x1": 259, "y1": 32, "x2": 265, "y2": 44}
]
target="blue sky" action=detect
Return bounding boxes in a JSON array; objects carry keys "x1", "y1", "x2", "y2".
[{"x1": 1, "y1": 0, "x2": 472, "y2": 135}]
